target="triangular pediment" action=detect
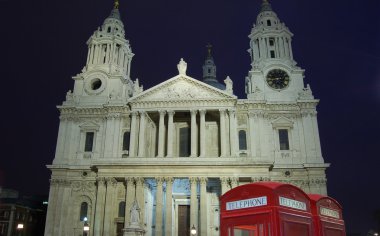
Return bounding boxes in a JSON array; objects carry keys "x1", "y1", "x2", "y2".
[
  {"x1": 271, "y1": 116, "x2": 294, "y2": 129},
  {"x1": 129, "y1": 75, "x2": 236, "y2": 103}
]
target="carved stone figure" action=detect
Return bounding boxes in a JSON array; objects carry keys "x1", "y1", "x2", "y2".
[{"x1": 177, "y1": 58, "x2": 187, "y2": 75}]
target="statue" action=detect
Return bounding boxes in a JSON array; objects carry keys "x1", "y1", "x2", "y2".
[
  {"x1": 130, "y1": 199, "x2": 140, "y2": 225},
  {"x1": 177, "y1": 58, "x2": 187, "y2": 75},
  {"x1": 133, "y1": 79, "x2": 143, "y2": 96},
  {"x1": 224, "y1": 76, "x2": 233, "y2": 95}
]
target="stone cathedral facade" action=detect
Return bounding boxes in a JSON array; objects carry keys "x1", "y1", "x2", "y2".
[{"x1": 45, "y1": 1, "x2": 329, "y2": 236}]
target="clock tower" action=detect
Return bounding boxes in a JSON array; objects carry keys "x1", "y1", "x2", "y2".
[{"x1": 245, "y1": 0, "x2": 306, "y2": 102}]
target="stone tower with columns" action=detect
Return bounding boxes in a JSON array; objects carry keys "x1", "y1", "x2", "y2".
[{"x1": 44, "y1": 1, "x2": 329, "y2": 236}]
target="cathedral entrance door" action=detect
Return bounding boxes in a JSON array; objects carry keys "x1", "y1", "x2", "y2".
[{"x1": 178, "y1": 205, "x2": 190, "y2": 236}]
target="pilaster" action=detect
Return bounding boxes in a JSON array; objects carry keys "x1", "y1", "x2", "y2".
[
  {"x1": 190, "y1": 110, "x2": 198, "y2": 157},
  {"x1": 199, "y1": 110, "x2": 206, "y2": 157},
  {"x1": 138, "y1": 111, "x2": 146, "y2": 157},
  {"x1": 165, "y1": 177, "x2": 174, "y2": 236},
  {"x1": 166, "y1": 111, "x2": 175, "y2": 157},
  {"x1": 157, "y1": 110, "x2": 166, "y2": 157},
  {"x1": 199, "y1": 177, "x2": 208, "y2": 236},
  {"x1": 219, "y1": 109, "x2": 227, "y2": 157},
  {"x1": 129, "y1": 112, "x2": 138, "y2": 157},
  {"x1": 94, "y1": 178, "x2": 106, "y2": 236},
  {"x1": 190, "y1": 177, "x2": 199, "y2": 233},
  {"x1": 155, "y1": 177, "x2": 164, "y2": 236}
]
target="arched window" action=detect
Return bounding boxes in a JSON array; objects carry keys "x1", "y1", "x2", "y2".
[
  {"x1": 123, "y1": 131, "x2": 130, "y2": 151},
  {"x1": 267, "y1": 20, "x2": 272, "y2": 26},
  {"x1": 80, "y1": 202, "x2": 88, "y2": 221},
  {"x1": 107, "y1": 27, "x2": 111, "y2": 33},
  {"x1": 239, "y1": 130, "x2": 247, "y2": 150},
  {"x1": 118, "y1": 201, "x2": 126, "y2": 217}
]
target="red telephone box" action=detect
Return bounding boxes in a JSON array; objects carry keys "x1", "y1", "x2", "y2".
[
  {"x1": 220, "y1": 182, "x2": 314, "y2": 236},
  {"x1": 309, "y1": 194, "x2": 346, "y2": 236}
]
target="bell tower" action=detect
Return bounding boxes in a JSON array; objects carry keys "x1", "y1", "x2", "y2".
[
  {"x1": 65, "y1": 0, "x2": 136, "y2": 106},
  {"x1": 245, "y1": 0, "x2": 309, "y2": 102}
]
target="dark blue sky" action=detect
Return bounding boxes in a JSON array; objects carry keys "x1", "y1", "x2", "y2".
[{"x1": 1, "y1": 0, "x2": 379, "y2": 234}]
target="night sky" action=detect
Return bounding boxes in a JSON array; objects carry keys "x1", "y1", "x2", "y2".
[{"x1": 1, "y1": 0, "x2": 379, "y2": 234}]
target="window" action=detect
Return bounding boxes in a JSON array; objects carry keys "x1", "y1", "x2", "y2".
[
  {"x1": 122, "y1": 131, "x2": 130, "y2": 151},
  {"x1": 269, "y1": 38, "x2": 275, "y2": 46},
  {"x1": 118, "y1": 201, "x2": 126, "y2": 217},
  {"x1": 107, "y1": 27, "x2": 111, "y2": 33},
  {"x1": 270, "y1": 50, "x2": 275, "y2": 58},
  {"x1": 279, "y1": 129, "x2": 290, "y2": 150},
  {"x1": 267, "y1": 20, "x2": 271, "y2": 26},
  {"x1": 179, "y1": 127, "x2": 190, "y2": 157},
  {"x1": 239, "y1": 130, "x2": 247, "y2": 150},
  {"x1": 80, "y1": 202, "x2": 88, "y2": 221},
  {"x1": 84, "y1": 132, "x2": 94, "y2": 152}
]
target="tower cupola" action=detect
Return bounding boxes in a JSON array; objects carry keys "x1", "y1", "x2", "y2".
[
  {"x1": 83, "y1": 0, "x2": 134, "y2": 79},
  {"x1": 202, "y1": 44, "x2": 225, "y2": 90},
  {"x1": 248, "y1": 0, "x2": 296, "y2": 70}
]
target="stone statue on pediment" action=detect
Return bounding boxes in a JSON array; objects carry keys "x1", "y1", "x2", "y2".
[
  {"x1": 224, "y1": 76, "x2": 233, "y2": 95},
  {"x1": 177, "y1": 58, "x2": 187, "y2": 75}
]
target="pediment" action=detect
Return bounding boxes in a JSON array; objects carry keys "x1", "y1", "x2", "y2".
[
  {"x1": 79, "y1": 121, "x2": 100, "y2": 131},
  {"x1": 271, "y1": 116, "x2": 294, "y2": 129},
  {"x1": 129, "y1": 75, "x2": 236, "y2": 103}
]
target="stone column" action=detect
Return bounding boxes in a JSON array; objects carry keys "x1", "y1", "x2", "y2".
[
  {"x1": 248, "y1": 112, "x2": 255, "y2": 157},
  {"x1": 138, "y1": 111, "x2": 146, "y2": 157},
  {"x1": 165, "y1": 177, "x2": 174, "y2": 236},
  {"x1": 220, "y1": 177, "x2": 230, "y2": 195},
  {"x1": 166, "y1": 111, "x2": 175, "y2": 157},
  {"x1": 219, "y1": 109, "x2": 227, "y2": 157},
  {"x1": 228, "y1": 109, "x2": 238, "y2": 157},
  {"x1": 190, "y1": 110, "x2": 198, "y2": 157},
  {"x1": 190, "y1": 177, "x2": 199, "y2": 233},
  {"x1": 155, "y1": 177, "x2": 164, "y2": 236},
  {"x1": 135, "y1": 178, "x2": 145, "y2": 226},
  {"x1": 199, "y1": 110, "x2": 206, "y2": 157},
  {"x1": 124, "y1": 177, "x2": 135, "y2": 228},
  {"x1": 94, "y1": 178, "x2": 106, "y2": 236},
  {"x1": 199, "y1": 177, "x2": 208, "y2": 236},
  {"x1": 129, "y1": 111, "x2": 138, "y2": 157},
  {"x1": 103, "y1": 178, "x2": 117, "y2": 235},
  {"x1": 157, "y1": 110, "x2": 166, "y2": 157}
]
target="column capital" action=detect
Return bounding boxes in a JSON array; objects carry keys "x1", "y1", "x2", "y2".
[
  {"x1": 190, "y1": 109, "x2": 198, "y2": 116},
  {"x1": 228, "y1": 109, "x2": 236, "y2": 115},
  {"x1": 219, "y1": 109, "x2": 227, "y2": 114},
  {"x1": 155, "y1": 177, "x2": 164, "y2": 184},
  {"x1": 199, "y1": 177, "x2": 208, "y2": 185},
  {"x1": 167, "y1": 110, "x2": 175, "y2": 116},
  {"x1": 135, "y1": 177, "x2": 145, "y2": 186},
  {"x1": 220, "y1": 177, "x2": 229, "y2": 185},
  {"x1": 199, "y1": 109, "x2": 206, "y2": 116},
  {"x1": 165, "y1": 177, "x2": 174, "y2": 185},
  {"x1": 96, "y1": 177, "x2": 106, "y2": 186},
  {"x1": 159, "y1": 110, "x2": 167, "y2": 116},
  {"x1": 125, "y1": 177, "x2": 134, "y2": 185},
  {"x1": 189, "y1": 177, "x2": 199, "y2": 185},
  {"x1": 130, "y1": 111, "x2": 139, "y2": 117},
  {"x1": 139, "y1": 110, "x2": 146, "y2": 116},
  {"x1": 106, "y1": 177, "x2": 118, "y2": 187}
]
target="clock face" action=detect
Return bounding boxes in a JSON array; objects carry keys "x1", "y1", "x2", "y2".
[{"x1": 266, "y1": 69, "x2": 290, "y2": 90}]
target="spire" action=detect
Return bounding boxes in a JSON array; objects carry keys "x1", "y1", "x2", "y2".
[
  {"x1": 114, "y1": 0, "x2": 119, "y2": 9},
  {"x1": 206, "y1": 43, "x2": 212, "y2": 59},
  {"x1": 202, "y1": 44, "x2": 225, "y2": 90},
  {"x1": 261, "y1": 0, "x2": 272, "y2": 12}
]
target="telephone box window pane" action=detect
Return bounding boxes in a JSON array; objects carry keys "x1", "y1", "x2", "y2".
[
  {"x1": 122, "y1": 132, "x2": 130, "y2": 151},
  {"x1": 239, "y1": 130, "x2": 247, "y2": 150},
  {"x1": 279, "y1": 129, "x2": 289, "y2": 150},
  {"x1": 85, "y1": 132, "x2": 94, "y2": 152},
  {"x1": 80, "y1": 202, "x2": 88, "y2": 221}
]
